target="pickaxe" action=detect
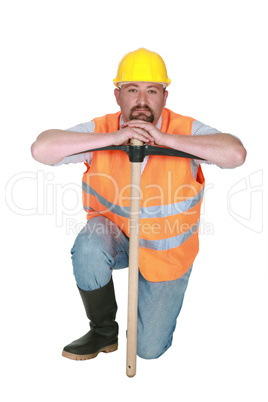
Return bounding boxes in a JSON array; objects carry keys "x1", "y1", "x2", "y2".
[{"x1": 83, "y1": 141, "x2": 204, "y2": 377}]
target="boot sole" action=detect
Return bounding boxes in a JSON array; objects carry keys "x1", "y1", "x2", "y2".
[{"x1": 62, "y1": 342, "x2": 118, "y2": 361}]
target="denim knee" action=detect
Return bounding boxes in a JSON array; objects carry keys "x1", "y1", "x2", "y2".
[
  {"x1": 71, "y1": 226, "x2": 112, "y2": 291},
  {"x1": 137, "y1": 337, "x2": 172, "y2": 360}
]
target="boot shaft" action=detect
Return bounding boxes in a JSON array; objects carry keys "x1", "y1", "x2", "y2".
[{"x1": 78, "y1": 278, "x2": 118, "y2": 329}]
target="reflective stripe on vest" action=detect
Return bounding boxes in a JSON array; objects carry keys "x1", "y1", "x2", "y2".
[
  {"x1": 82, "y1": 108, "x2": 205, "y2": 282},
  {"x1": 82, "y1": 181, "x2": 204, "y2": 219}
]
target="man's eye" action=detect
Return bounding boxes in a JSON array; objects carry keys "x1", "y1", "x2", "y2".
[
  {"x1": 148, "y1": 90, "x2": 157, "y2": 94},
  {"x1": 128, "y1": 89, "x2": 137, "y2": 93}
]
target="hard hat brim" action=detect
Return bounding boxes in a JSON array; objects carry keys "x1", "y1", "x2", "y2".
[{"x1": 113, "y1": 80, "x2": 171, "y2": 88}]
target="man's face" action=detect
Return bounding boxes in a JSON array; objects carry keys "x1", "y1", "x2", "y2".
[{"x1": 114, "y1": 82, "x2": 168, "y2": 124}]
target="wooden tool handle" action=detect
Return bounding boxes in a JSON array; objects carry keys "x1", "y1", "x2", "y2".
[{"x1": 126, "y1": 139, "x2": 143, "y2": 378}]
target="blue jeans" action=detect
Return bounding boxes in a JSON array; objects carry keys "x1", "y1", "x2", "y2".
[{"x1": 71, "y1": 216, "x2": 192, "y2": 359}]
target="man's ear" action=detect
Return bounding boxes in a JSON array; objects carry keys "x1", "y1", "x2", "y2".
[
  {"x1": 114, "y1": 88, "x2": 120, "y2": 105},
  {"x1": 163, "y1": 90, "x2": 168, "y2": 108}
]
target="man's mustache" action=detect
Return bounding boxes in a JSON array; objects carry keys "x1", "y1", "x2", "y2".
[
  {"x1": 130, "y1": 104, "x2": 153, "y2": 114},
  {"x1": 129, "y1": 104, "x2": 155, "y2": 123}
]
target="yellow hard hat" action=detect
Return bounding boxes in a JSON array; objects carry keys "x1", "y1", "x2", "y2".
[{"x1": 113, "y1": 48, "x2": 171, "y2": 87}]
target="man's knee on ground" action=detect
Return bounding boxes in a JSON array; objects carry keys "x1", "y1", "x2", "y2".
[{"x1": 136, "y1": 338, "x2": 171, "y2": 360}]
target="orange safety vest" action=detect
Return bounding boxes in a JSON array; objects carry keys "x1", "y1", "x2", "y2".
[{"x1": 82, "y1": 107, "x2": 205, "y2": 282}]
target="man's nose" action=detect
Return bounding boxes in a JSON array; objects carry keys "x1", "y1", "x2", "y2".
[{"x1": 137, "y1": 91, "x2": 147, "y2": 104}]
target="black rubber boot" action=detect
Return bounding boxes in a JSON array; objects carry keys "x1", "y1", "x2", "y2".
[{"x1": 62, "y1": 278, "x2": 118, "y2": 360}]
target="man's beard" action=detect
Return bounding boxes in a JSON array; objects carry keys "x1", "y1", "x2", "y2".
[{"x1": 129, "y1": 104, "x2": 155, "y2": 123}]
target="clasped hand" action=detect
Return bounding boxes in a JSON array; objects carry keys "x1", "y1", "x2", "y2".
[{"x1": 116, "y1": 120, "x2": 165, "y2": 146}]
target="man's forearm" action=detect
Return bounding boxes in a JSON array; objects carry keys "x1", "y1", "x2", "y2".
[
  {"x1": 122, "y1": 120, "x2": 247, "y2": 168},
  {"x1": 31, "y1": 124, "x2": 155, "y2": 165},
  {"x1": 31, "y1": 129, "x2": 115, "y2": 165},
  {"x1": 162, "y1": 133, "x2": 247, "y2": 168}
]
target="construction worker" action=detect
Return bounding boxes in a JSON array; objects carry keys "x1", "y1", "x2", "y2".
[{"x1": 31, "y1": 48, "x2": 247, "y2": 361}]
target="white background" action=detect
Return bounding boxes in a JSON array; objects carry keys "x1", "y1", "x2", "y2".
[{"x1": 1, "y1": 0, "x2": 267, "y2": 400}]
